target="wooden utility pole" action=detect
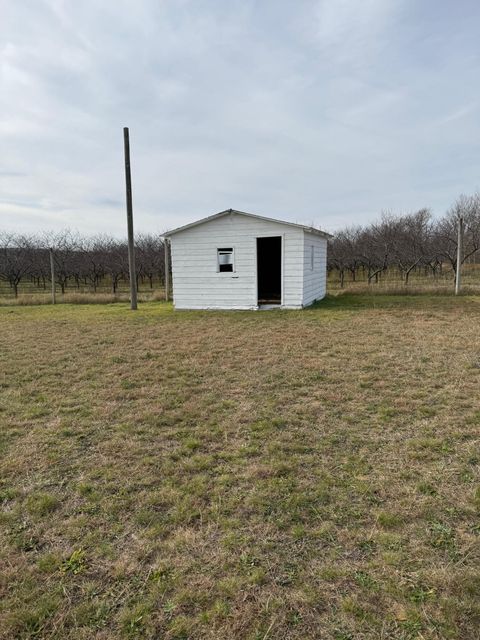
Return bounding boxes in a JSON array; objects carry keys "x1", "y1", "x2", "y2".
[
  {"x1": 123, "y1": 127, "x2": 138, "y2": 310},
  {"x1": 455, "y1": 216, "x2": 464, "y2": 295},
  {"x1": 164, "y1": 238, "x2": 170, "y2": 301},
  {"x1": 49, "y1": 248, "x2": 56, "y2": 305}
]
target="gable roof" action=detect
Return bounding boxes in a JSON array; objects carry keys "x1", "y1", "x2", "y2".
[{"x1": 163, "y1": 209, "x2": 333, "y2": 239}]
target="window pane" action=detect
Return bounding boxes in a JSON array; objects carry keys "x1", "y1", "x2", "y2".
[
  {"x1": 218, "y1": 253, "x2": 233, "y2": 265},
  {"x1": 217, "y1": 248, "x2": 234, "y2": 272}
]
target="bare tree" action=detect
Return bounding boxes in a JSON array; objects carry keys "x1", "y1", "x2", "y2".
[
  {"x1": 136, "y1": 234, "x2": 166, "y2": 289},
  {"x1": 436, "y1": 193, "x2": 480, "y2": 275},
  {"x1": 328, "y1": 227, "x2": 362, "y2": 288},
  {"x1": 355, "y1": 214, "x2": 395, "y2": 284},
  {"x1": 390, "y1": 209, "x2": 433, "y2": 284},
  {"x1": 78, "y1": 236, "x2": 108, "y2": 292},
  {"x1": 46, "y1": 231, "x2": 80, "y2": 294},
  {"x1": 104, "y1": 238, "x2": 129, "y2": 293},
  {"x1": 0, "y1": 233, "x2": 34, "y2": 297}
]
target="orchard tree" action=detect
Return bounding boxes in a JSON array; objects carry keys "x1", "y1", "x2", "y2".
[
  {"x1": 390, "y1": 209, "x2": 433, "y2": 284},
  {"x1": 436, "y1": 193, "x2": 480, "y2": 275},
  {"x1": 0, "y1": 233, "x2": 34, "y2": 297}
]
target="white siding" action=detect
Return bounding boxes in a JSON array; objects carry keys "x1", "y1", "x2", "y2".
[
  {"x1": 169, "y1": 212, "x2": 305, "y2": 309},
  {"x1": 302, "y1": 231, "x2": 328, "y2": 306}
]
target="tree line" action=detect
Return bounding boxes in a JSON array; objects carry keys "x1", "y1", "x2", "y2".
[
  {"x1": 2, "y1": 191, "x2": 480, "y2": 297},
  {"x1": 0, "y1": 231, "x2": 167, "y2": 297},
  {"x1": 327, "y1": 192, "x2": 480, "y2": 287}
]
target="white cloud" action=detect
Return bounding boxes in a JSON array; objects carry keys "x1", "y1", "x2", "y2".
[
  {"x1": 0, "y1": 0, "x2": 479, "y2": 236},
  {"x1": 315, "y1": 0, "x2": 396, "y2": 49}
]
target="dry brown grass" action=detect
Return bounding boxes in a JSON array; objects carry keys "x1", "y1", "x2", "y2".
[
  {"x1": 333, "y1": 283, "x2": 480, "y2": 296},
  {"x1": 328, "y1": 264, "x2": 480, "y2": 295},
  {"x1": 0, "y1": 295, "x2": 479, "y2": 639},
  {"x1": 0, "y1": 290, "x2": 165, "y2": 306}
]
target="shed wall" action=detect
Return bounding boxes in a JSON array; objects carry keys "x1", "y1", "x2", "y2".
[
  {"x1": 302, "y1": 232, "x2": 328, "y2": 306},
  {"x1": 169, "y1": 213, "x2": 305, "y2": 309}
]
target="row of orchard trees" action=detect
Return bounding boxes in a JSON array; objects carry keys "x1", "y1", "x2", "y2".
[
  {"x1": 328, "y1": 193, "x2": 480, "y2": 287},
  {"x1": 2, "y1": 191, "x2": 480, "y2": 296},
  {"x1": 0, "y1": 231, "x2": 166, "y2": 297}
]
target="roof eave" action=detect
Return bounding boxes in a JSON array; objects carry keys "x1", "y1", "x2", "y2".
[
  {"x1": 162, "y1": 209, "x2": 233, "y2": 237},
  {"x1": 162, "y1": 208, "x2": 332, "y2": 238}
]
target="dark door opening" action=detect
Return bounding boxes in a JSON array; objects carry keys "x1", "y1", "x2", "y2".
[{"x1": 257, "y1": 236, "x2": 282, "y2": 305}]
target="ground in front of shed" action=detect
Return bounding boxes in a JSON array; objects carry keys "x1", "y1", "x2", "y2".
[{"x1": 0, "y1": 294, "x2": 479, "y2": 639}]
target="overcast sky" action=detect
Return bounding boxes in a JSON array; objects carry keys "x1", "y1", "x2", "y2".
[{"x1": 1, "y1": 0, "x2": 480, "y2": 237}]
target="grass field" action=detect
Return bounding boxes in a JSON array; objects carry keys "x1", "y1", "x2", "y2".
[{"x1": 1, "y1": 296, "x2": 479, "y2": 639}]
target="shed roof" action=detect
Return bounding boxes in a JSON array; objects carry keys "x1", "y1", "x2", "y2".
[{"x1": 163, "y1": 209, "x2": 332, "y2": 239}]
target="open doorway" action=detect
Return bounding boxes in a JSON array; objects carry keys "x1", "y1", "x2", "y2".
[{"x1": 257, "y1": 236, "x2": 282, "y2": 305}]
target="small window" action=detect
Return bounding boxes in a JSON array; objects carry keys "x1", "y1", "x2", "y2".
[
  {"x1": 217, "y1": 247, "x2": 234, "y2": 272},
  {"x1": 310, "y1": 245, "x2": 314, "y2": 270}
]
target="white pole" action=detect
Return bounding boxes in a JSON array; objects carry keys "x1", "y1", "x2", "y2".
[
  {"x1": 455, "y1": 216, "x2": 464, "y2": 295},
  {"x1": 49, "y1": 248, "x2": 56, "y2": 304}
]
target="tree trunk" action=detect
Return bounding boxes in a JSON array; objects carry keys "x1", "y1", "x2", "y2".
[{"x1": 368, "y1": 268, "x2": 383, "y2": 284}]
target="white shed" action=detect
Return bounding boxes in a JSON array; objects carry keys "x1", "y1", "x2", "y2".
[{"x1": 163, "y1": 209, "x2": 331, "y2": 310}]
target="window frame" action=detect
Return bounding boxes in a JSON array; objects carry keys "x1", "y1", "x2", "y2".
[{"x1": 217, "y1": 247, "x2": 235, "y2": 273}]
